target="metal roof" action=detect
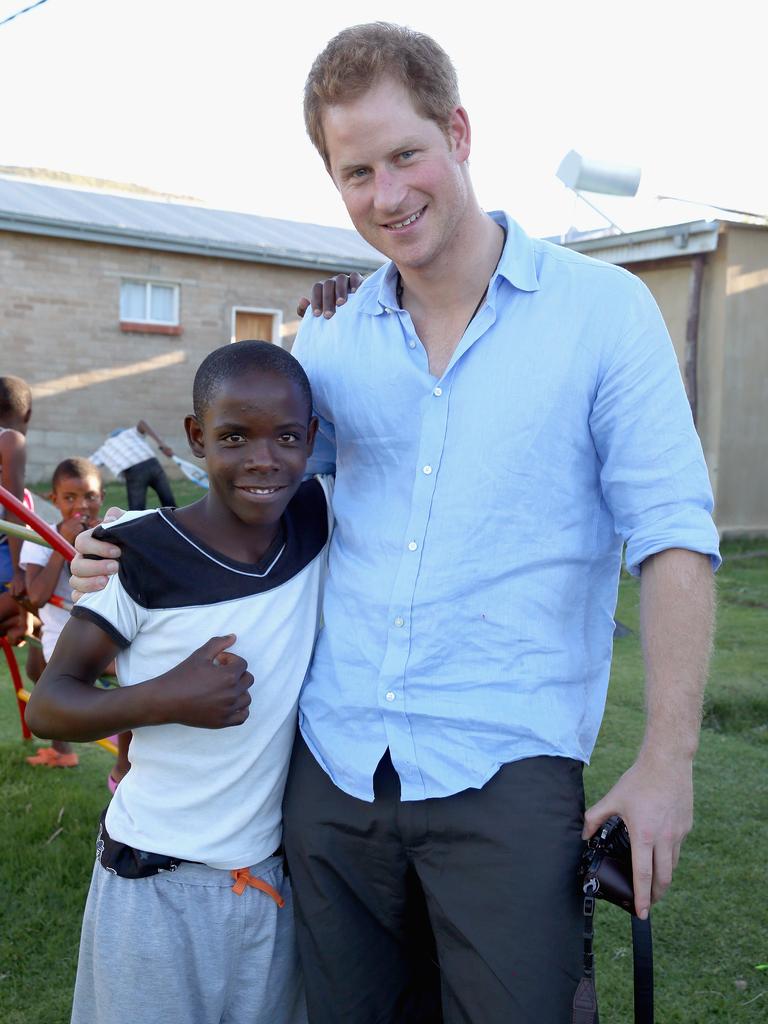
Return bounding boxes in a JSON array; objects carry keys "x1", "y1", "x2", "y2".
[{"x1": 0, "y1": 177, "x2": 385, "y2": 273}]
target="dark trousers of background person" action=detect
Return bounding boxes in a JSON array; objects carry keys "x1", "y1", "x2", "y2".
[
  {"x1": 282, "y1": 734, "x2": 586, "y2": 1024},
  {"x1": 123, "y1": 457, "x2": 176, "y2": 511}
]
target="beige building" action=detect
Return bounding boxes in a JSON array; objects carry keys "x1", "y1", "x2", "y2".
[
  {"x1": 1, "y1": 176, "x2": 765, "y2": 534},
  {"x1": 564, "y1": 220, "x2": 768, "y2": 537},
  {"x1": 0, "y1": 176, "x2": 383, "y2": 482}
]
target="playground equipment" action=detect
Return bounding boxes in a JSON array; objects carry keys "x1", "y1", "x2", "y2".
[{"x1": 0, "y1": 482, "x2": 118, "y2": 756}]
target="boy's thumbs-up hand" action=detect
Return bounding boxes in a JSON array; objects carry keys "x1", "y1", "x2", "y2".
[{"x1": 153, "y1": 634, "x2": 255, "y2": 729}]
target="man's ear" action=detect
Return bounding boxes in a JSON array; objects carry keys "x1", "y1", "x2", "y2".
[
  {"x1": 185, "y1": 414, "x2": 205, "y2": 458},
  {"x1": 447, "y1": 106, "x2": 471, "y2": 164}
]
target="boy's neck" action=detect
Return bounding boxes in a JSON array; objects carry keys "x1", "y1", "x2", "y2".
[{"x1": 173, "y1": 494, "x2": 284, "y2": 565}]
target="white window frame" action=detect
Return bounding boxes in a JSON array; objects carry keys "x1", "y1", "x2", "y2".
[
  {"x1": 120, "y1": 279, "x2": 181, "y2": 326},
  {"x1": 230, "y1": 306, "x2": 283, "y2": 347}
]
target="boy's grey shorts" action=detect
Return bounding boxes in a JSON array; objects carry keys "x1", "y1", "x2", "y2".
[{"x1": 71, "y1": 852, "x2": 307, "y2": 1024}]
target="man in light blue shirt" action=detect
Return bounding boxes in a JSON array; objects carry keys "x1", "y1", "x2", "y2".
[{"x1": 282, "y1": 21, "x2": 719, "y2": 1024}]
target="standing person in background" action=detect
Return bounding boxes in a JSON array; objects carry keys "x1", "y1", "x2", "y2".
[
  {"x1": 0, "y1": 375, "x2": 33, "y2": 645},
  {"x1": 89, "y1": 420, "x2": 176, "y2": 511}
]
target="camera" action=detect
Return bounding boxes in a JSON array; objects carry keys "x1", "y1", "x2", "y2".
[{"x1": 579, "y1": 814, "x2": 635, "y2": 914}]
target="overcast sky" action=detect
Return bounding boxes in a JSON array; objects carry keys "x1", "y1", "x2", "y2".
[{"x1": 1, "y1": 0, "x2": 765, "y2": 238}]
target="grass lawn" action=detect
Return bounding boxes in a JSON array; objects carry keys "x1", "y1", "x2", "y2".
[{"x1": 1, "y1": 514, "x2": 766, "y2": 1021}]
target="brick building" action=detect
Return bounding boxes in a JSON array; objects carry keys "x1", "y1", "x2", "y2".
[{"x1": 0, "y1": 176, "x2": 383, "y2": 481}]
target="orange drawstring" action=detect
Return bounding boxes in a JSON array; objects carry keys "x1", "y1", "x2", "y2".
[{"x1": 230, "y1": 867, "x2": 285, "y2": 906}]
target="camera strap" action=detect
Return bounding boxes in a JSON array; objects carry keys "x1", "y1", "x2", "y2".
[{"x1": 572, "y1": 894, "x2": 654, "y2": 1024}]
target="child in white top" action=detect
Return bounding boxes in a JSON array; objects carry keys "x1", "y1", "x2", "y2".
[{"x1": 21, "y1": 457, "x2": 103, "y2": 767}]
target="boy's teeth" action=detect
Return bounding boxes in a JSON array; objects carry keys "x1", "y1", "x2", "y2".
[{"x1": 390, "y1": 210, "x2": 422, "y2": 229}]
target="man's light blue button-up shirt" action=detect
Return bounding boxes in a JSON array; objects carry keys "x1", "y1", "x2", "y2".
[{"x1": 292, "y1": 213, "x2": 720, "y2": 803}]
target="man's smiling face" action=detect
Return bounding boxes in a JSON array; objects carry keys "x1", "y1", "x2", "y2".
[{"x1": 322, "y1": 76, "x2": 471, "y2": 272}]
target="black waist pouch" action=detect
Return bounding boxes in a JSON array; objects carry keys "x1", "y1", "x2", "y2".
[{"x1": 96, "y1": 809, "x2": 187, "y2": 878}]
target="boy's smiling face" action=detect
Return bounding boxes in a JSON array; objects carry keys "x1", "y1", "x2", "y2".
[{"x1": 186, "y1": 369, "x2": 317, "y2": 535}]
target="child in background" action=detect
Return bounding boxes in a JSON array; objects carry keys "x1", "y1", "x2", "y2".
[
  {"x1": 27, "y1": 342, "x2": 330, "y2": 1024},
  {"x1": 20, "y1": 458, "x2": 104, "y2": 767},
  {"x1": 89, "y1": 419, "x2": 177, "y2": 510},
  {"x1": 0, "y1": 375, "x2": 32, "y2": 645}
]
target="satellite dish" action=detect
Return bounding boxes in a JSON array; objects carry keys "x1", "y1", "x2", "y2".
[{"x1": 556, "y1": 150, "x2": 641, "y2": 197}]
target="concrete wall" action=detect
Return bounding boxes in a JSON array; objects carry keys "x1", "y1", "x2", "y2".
[
  {"x1": 715, "y1": 227, "x2": 768, "y2": 534},
  {"x1": 633, "y1": 247, "x2": 729, "y2": 512},
  {"x1": 631, "y1": 226, "x2": 768, "y2": 535},
  {"x1": 0, "y1": 231, "x2": 342, "y2": 483},
  {"x1": 632, "y1": 259, "x2": 693, "y2": 366}
]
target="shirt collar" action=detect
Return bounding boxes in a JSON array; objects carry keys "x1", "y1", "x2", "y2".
[
  {"x1": 489, "y1": 211, "x2": 540, "y2": 294},
  {"x1": 359, "y1": 210, "x2": 540, "y2": 316}
]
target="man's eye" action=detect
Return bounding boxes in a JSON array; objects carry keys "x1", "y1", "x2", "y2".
[
  {"x1": 278, "y1": 433, "x2": 299, "y2": 444},
  {"x1": 350, "y1": 167, "x2": 369, "y2": 179},
  {"x1": 399, "y1": 150, "x2": 415, "y2": 161},
  {"x1": 224, "y1": 433, "x2": 245, "y2": 444}
]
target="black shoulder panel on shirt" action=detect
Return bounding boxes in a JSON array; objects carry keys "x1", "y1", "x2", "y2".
[{"x1": 91, "y1": 481, "x2": 328, "y2": 609}]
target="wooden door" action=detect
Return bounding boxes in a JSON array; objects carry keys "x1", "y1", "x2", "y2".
[{"x1": 234, "y1": 311, "x2": 274, "y2": 342}]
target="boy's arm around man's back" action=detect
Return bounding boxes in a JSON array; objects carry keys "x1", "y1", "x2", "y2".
[{"x1": 25, "y1": 622, "x2": 254, "y2": 742}]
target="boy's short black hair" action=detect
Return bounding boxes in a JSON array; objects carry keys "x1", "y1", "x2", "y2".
[
  {"x1": 0, "y1": 375, "x2": 32, "y2": 420},
  {"x1": 193, "y1": 341, "x2": 313, "y2": 422},
  {"x1": 52, "y1": 457, "x2": 102, "y2": 492}
]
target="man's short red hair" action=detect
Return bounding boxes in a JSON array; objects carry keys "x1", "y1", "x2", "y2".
[{"x1": 304, "y1": 22, "x2": 461, "y2": 168}]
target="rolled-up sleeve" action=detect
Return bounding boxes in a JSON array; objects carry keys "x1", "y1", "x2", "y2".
[{"x1": 589, "y1": 277, "x2": 721, "y2": 576}]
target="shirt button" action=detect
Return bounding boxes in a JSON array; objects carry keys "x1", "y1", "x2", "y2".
[
  {"x1": 385, "y1": 691, "x2": 396, "y2": 702},
  {"x1": 407, "y1": 541, "x2": 418, "y2": 551},
  {"x1": 422, "y1": 465, "x2": 432, "y2": 475},
  {"x1": 384, "y1": 307, "x2": 392, "y2": 314},
  {"x1": 408, "y1": 340, "x2": 416, "y2": 349},
  {"x1": 394, "y1": 616, "x2": 404, "y2": 627},
  {"x1": 433, "y1": 386, "x2": 443, "y2": 396}
]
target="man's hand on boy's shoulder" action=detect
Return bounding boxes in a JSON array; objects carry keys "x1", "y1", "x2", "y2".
[
  {"x1": 151, "y1": 635, "x2": 254, "y2": 729},
  {"x1": 69, "y1": 507, "x2": 125, "y2": 598}
]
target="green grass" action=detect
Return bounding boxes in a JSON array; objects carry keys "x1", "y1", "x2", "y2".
[{"x1": 1, "y1": 538, "x2": 766, "y2": 1022}]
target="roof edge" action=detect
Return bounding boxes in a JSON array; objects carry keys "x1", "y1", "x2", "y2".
[
  {"x1": 0, "y1": 210, "x2": 385, "y2": 274},
  {"x1": 561, "y1": 220, "x2": 722, "y2": 265}
]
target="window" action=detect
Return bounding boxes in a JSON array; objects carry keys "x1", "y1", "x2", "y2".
[
  {"x1": 231, "y1": 306, "x2": 282, "y2": 345},
  {"x1": 120, "y1": 280, "x2": 181, "y2": 334}
]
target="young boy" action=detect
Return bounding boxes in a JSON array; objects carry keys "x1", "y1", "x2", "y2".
[
  {"x1": 0, "y1": 375, "x2": 33, "y2": 645},
  {"x1": 89, "y1": 419, "x2": 177, "y2": 510},
  {"x1": 26, "y1": 341, "x2": 329, "y2": 1024},
  {"x1": 21, "y1": 457, "x2": 104, "y2": 767}
]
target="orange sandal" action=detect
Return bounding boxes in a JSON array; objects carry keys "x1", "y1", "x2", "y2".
[{"x1": 26, "y1": 747, "x2": 79, "y2": 767}]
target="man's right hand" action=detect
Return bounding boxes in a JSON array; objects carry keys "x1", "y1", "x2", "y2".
[
  {"x1": 70, "y1": 506, "x2": 125, "y2": 596},
  {"x1": 152, "y1": 635, "x2": 254, "y2": 729},
  {"x1": 297, "y1": 272, "x2": 364, "y2": 319}
]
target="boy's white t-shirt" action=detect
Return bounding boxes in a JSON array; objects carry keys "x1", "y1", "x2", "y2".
[
  {"x1": 72, "y1": 476, "x2": 333, "y2": 870},
  {"x1": 19, "y1": 541, "x2": 71, "y2": 661}
]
